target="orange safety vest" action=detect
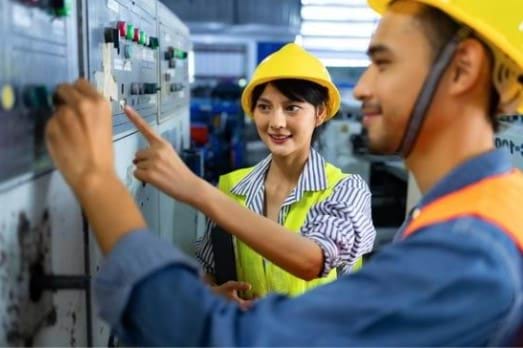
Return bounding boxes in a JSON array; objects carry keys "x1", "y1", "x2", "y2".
[
  {"x1": 403, "y1": 169, "x2": 523, "y2": 345},
  {"x1": 403, "y1": 170, "x2": 523, "y2": 251}
]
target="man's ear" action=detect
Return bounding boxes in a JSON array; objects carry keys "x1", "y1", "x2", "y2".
[{"x1": 448, "y1": 38, "x2": 489, "y2": 96}]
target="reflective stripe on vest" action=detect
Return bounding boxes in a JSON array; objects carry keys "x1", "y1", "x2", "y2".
[
  {"x1": 218, "y1": 162, "x2": 360, "y2": 298},
  {"x1": 403, "y1": 170, "x2": 523, "y2": 251}
]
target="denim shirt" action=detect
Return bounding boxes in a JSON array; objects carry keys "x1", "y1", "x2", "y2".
[{"x1": 95, "y1": 149, "x2": 523, "y2": 346}]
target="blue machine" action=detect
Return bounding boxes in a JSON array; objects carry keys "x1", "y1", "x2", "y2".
[{"x1": 190, "y1": 88, "x2": 245, "y2": 183}]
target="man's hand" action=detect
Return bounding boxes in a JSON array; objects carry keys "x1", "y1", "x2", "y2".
[
  {"x1": 45, "y1": 79, "x2": 146, "y2": 254},
  {"x1": 124, "y1": 105, "x2": 202, "y2": 204},
  {"x1": 46, "y1": 79, "x2": 115, "y2": 191},
  {"x1": 212, "y1": 281, "x2": 254, "y2": 310}
]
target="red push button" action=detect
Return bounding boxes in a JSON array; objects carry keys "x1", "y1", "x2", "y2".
[{"x1": 117, "y1": 21, "x2": 127, "y2": 38}]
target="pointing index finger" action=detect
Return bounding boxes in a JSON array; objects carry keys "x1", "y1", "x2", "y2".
[{"x1": 124, "y1": 105, "x2": 162, "y2": 144}]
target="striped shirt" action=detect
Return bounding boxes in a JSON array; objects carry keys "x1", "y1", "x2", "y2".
[{"x1": 195, "y1": 148, "x2": 376, "y2": 276}]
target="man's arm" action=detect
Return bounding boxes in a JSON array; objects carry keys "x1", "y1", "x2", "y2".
[{"x1": 98, "y1": 219, "x2": 517, "y2": 346}]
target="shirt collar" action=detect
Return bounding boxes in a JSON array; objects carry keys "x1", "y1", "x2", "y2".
[
  {"x1": 419, "y1": 149, "x2": 514, "y2": 208},
  {"x1": 231, "y1": 148, "x2": 328, "y2": 206}
]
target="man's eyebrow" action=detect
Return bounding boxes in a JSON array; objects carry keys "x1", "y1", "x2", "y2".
[{"x1": 367, "y1": 44, "x2": 392, "y2": 58}]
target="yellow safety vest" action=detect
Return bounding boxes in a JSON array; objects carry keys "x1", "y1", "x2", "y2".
[{"x1": 217, "y1": 162, "x2": 362, "y2": 298}]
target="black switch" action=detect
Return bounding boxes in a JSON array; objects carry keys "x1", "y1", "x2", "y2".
[
  {"x1": 149, "y1": 37, "x2": 159, "y2": 49},
  {"x1": 143, "y1": 83, "x2": 159, "y2": 95},
  {"x1": 164, "y1": 46, "x2": 174, "y2": 60},
  {"x1": 35, "y1": 86, "x2": 51, "y2": 109},
  {"x1": 23, "y1": 85, "x2": 50, "y2": 109},
  {"x1": 104, "y1": 27, "x2": 120, "y2": 52}
]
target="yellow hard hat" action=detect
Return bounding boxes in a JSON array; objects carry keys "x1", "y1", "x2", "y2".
[
  {"x1": 368, "y1": 0, "x2": 523, "y2": 114},
  {"x1": 241, "y1": 43, "x2": 341, "y2": 119}
]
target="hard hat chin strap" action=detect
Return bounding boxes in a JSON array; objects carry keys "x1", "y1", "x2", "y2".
[{"x1": 397, "y1": 27, "x2": 473, "y2": 157}]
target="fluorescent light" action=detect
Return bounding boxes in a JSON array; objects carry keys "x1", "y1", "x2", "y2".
[
  {"x1": 301, "y1": 21, "x2": 377, "y2": 37},
  {"x1": 301, "y1": 6, "x2": 379, "y2": 21},
  {"x1": 302, "y1": 37, "x2": 370, "y2": 51},
  {"x1": 321, "y1": 57, "x2": 370, "y2": 67},
  {"x1": 302, "y1": 0, "x2": 369, "y2": 5}
]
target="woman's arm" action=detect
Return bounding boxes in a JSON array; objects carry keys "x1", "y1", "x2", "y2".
[
  {"x1": 125, "y1": 106, "x2": 324, "y2": 280},
  {"x1": 301, "y1": 175, "x2": 375, "y2": 276}
]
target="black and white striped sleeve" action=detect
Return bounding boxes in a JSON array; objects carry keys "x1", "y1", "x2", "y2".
[
  {"x1": 194, "y1": 219, "x2": 216, "y2": 275},
  {"x1": 301, "y1": 174, "x2": 376, "y2": 276}
]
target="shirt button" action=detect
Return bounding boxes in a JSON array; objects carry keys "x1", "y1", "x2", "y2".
[{"x1": 412, "y1": 208, "x2": 421, "y2": 220}]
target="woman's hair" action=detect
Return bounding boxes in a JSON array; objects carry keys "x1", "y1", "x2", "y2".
[
  {"x1": 250, "y1": 79, "x2": 330, "y2": 144},
  {"x1": 250, "y1": 79, "x2": 328, "y2": 112}
]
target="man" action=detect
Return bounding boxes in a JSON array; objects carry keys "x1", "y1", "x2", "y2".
[{"x1": 46, "y1": 0, "x2": 523, "y2": 345}]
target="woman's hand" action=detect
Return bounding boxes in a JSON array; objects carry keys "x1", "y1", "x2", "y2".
[
  {"x1": 124, "y1": 105, "x2": 202, "y2": 204},
  {"x1": 211, "y1": 281, "x2": 254, "y2": 310}
]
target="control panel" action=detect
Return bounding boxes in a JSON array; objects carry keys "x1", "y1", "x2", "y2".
[
  {"x1": 0, "y1": 0, "x2": 78, "y2": 183},
  {"x1": 86, "y1": 0, "x2": 160, "y2": 136},
  {"x1": 157, "y1": 1, "x2": 191, "y2": 123},
  {"x1": 0, "y1": 0, "x2": 193, "y2": 346}
]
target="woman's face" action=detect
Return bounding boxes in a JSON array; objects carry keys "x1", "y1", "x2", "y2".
[{"x1": 253, "y1": 84, "x2": 326, "y2": 159}]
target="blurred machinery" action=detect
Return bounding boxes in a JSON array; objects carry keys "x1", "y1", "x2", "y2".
[
  {"x1": 0, "y1": 0, "x2": 195, "y2": 345},
  {"x1": 190, "y1": 82, "x2": 246, "y2": 183}
]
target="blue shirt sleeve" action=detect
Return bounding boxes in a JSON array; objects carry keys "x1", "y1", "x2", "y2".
[
  {"x1": 94, "y1": 230, "x2": 201, "y2": 325},
  {"x1": 95, "y1": 218, "x2": 520, "y2": 346}
]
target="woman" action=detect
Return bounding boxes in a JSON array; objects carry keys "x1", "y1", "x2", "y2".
[{"x1": 128, "y1": 43, "x2": 375, "y2": 306}]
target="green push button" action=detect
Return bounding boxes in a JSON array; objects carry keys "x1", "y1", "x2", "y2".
[
  {"x1": 54, "y1": 0, "x2": 72, "y2": 17},
  {"x1": 174, "y1": 49, "x2": 187, "y2": 59},
  {"x1": 126, "y1": 24, "x2": 134, "y2": 40},
  {"x1": 149, "y1": 37, "x2": 159, "y2": 49},
  {"x1": 23, "y1": 85, "x2": 50, "y2": 109}
]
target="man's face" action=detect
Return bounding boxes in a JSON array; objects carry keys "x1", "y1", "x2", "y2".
[{"x1": 354, "y1": 1, "x2": 433, "y2": 154}]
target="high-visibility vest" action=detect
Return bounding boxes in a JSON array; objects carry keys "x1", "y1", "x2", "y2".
[
  {"x1": 403, "y1": 170, "x2": 523, "y2": 249},
  {"x1": 403, "y1": 170, "x2": 523, "y2": 345},
  {"x1": 217, "y1": 162, "x2": 362, "y2": 298}
]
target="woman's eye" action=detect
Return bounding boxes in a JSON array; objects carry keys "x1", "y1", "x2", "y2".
[
  {"x1": 286, "y1": 105, "x2": 300, "y2": 112},
  {"x1": 256, "y1": 104, "x2": 270, "y2": 111}
]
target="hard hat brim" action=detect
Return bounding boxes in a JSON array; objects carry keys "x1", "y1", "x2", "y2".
[{"x1": 241, "y1": 76, "x2": 341, "y2": 120}]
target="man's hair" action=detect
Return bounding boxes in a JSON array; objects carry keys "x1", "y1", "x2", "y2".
[{"x1": 392, "y1": 0, "x2": 500, "y2": 130}]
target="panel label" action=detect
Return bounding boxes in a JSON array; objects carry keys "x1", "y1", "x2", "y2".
[{"x1": 107, "y1": 0, "x2": 119, "y2": 13}]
